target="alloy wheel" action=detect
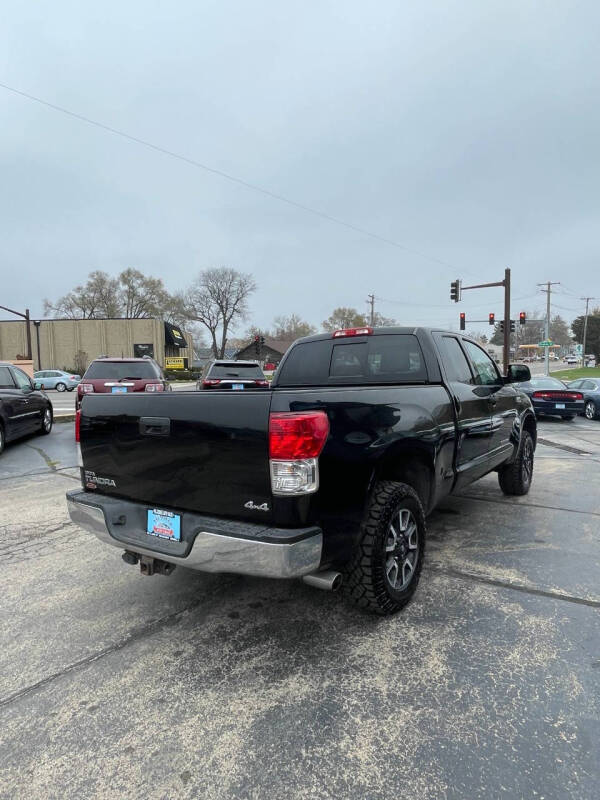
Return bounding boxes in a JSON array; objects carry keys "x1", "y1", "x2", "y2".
[
  {"x1": 56, "y1": 382, "x2": 66, "y2": 392},
  {"x1": 585, "y1": 401, "x2": 596, "y2": 420},
  {"x1": 522, "y1": 437, "x2": 534, "y2": 485},
  {"x1": 43, "y1": 409, "x2": 52, "y2": 432},
  {"x1": 385, "y1": 508, "x2": 419, "y2": 592}
]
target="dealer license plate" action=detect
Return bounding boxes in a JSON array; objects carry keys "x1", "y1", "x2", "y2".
[
  {"x1": 555, "y1": 403, "x2": 565, "y2": 409},
  {"x1": 147, "y1": 509, "x2": 181, "y2": 541},
  {"x1": 111, "y1": 386, "x2": 127, "y2": 393},
  {"x1": 232, "y1": 383, "x2": 244, "y2": 390}
]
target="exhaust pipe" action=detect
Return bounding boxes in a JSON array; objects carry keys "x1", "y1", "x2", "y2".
[{"x1": 302, "y1": 570, "x2": 343, "y2": 592}]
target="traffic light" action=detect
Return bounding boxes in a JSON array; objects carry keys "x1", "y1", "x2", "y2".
[
  {"x1": 499, "y1": 320, "x2": 504, "y2": 333},
  {"x1": 510, "y1": 320, "x2": 515, "y2": 333},
  {"x1": 253, "y1": 335, "x2": 260, "y2": 355},
  {"x1": 450, "y1": 280, "x2": 462, "y2": 303},
  {"x1": 260, "y1": 336, "x2": 265, "y2": 348},
  {"x1": 489, "y1": 313, "x2": 495, "y2": 326},
  {"x1": 459, "y1": 312, "x2": 466, "y2": 331},
  {"x1": 519, "y1": 311, "x2": 526, "y2": 325}
]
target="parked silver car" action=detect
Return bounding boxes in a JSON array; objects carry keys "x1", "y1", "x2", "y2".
[{"x1": 33, "y1": 369, "x2": 81, "y2": 392}]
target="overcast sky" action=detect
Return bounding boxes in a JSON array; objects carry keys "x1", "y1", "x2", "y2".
[{"x1": 1, "y1": 1, "x2": 599, "y2": 335}]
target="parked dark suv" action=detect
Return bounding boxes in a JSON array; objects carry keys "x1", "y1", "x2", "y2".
[
  {"x1": 197, "y1": 360, "x2": 269, "y2": 390},
  {"x1": 77, "y1": 357, "x2": 169, "y2": 409}
]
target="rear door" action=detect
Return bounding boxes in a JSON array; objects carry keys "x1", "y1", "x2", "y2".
[
  {"x1": 461, "y1": 339, "x2": 518, "y2": 466},
  {"x1": 79, "y1": 391, "x2": 275, "y2": 522},
  {"x1": 433, "y1": 334, "x2": 493, "y2": 487}
]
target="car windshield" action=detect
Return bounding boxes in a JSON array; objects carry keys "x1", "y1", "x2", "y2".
[
  {"x1": 521, "y1": 377, "x2": 566, "y2": 389},
  {"x1": 84, "y1": 361, "x2": 158, "y2": 379},
  {"x1": 209, "y1": 364, "x2": 264, "y2": 379}
]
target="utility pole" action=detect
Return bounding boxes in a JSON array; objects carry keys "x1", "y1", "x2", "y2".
[
  {"x1": 366, "y1": 294, "x2": 375, "y2": 327},
  {"x1": 538, "y1": 282, "x2": 560, "y2": 376},
  {"x1": 581, "y1": 297, "x2": 596, "y2": 367}
]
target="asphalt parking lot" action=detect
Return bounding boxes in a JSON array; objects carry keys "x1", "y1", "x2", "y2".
[{"x1": 0, "y1": 417, "x2": 599, "y2": 799}]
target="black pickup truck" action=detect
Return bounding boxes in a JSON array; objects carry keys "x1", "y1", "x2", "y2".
[{"x1": 67, "y1": 327, "x2": 536, "y2": 615}]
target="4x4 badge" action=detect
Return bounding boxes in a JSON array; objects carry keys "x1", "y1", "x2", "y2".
[{"x1": 244, "y1": 501, "x2": 269, "y2": 512}]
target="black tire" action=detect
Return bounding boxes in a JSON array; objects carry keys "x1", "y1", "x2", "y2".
[
  {"x1": 0, "y1": 423, "x2": 4, "y2": 456},
  {"x1": 585, "y1": 400, "x2": 597, "y2": 420},
  {"x1": 39, "y1": 407, "x2": 53, "y2": 436},
  {"x1": 67, "y1": 387, "x2": 75, "y2": 392},
  {"x1": 343, "y1": 481, "x2": 426, "y2": 615},
  {"x1": 55, "y1": 382, "x2": 66, "y2": 392},
  {"x1": 498, "y1": 430, "x2": 534, "y2": 496}
]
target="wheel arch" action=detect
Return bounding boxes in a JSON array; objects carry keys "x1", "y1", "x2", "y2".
[{"x1": 373, "y1": 446, "x2": 436, "y2": 514}]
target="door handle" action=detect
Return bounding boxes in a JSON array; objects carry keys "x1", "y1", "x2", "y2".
[{"x1": 139, "y1": 417, "x2": 171, "y2": 437}]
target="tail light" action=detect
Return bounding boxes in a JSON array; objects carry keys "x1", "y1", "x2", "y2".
[
  {"x1": 269, "y1": 411, "x2": 329, "y2": 495},
  {"x1": 145, "y1": 383, "x2": 165, "y2": 392},
  {"x1": 532, "y1": 391, "x2": 582, "y2": 400},
  {"x1": 79, "y1": 383, "x2": 94, "y2": 394},
  {"x1": 75, "y1": 409, "x2": 81, "y2": 442},
  {"x1": 70, "y1": 376, "x2": 77, "y2": 381},
  {"x1": 256, "y1": 379, "x2": 269, "y2": 387},
  {"x1": 202, "y1": 379, "x2": 221, "y2": 387},
  {"x1": 332, "y1": 327, "x2": 373, "y2": 338}
]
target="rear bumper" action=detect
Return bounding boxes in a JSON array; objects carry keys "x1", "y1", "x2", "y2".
[
  {"x1": 532, "y1": 400, "x2": 583, "y2": 416},
  {"x1": 66, "y1": 489, "x2": 322, "y2": 579}
]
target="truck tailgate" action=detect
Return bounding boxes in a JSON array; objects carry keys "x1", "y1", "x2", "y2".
[{"x1": 79, "y1": 391, "x2": 273, "y2": 522}]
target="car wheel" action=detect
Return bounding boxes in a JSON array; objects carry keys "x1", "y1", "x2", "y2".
[
  {"x1": 498, "y1": 430, "x2": 534, "y2": 496},
  {"x1": 0, "y1": 423, "x2": 4, "y2": 455},
  {"x1": 585, "y1": 400, "x2": 597, "y2": 420},
  {"x1": 55, "y1": 382, "x2": 66, "y2": 392},
  {"x1": 67, "y1": 387, "x2": 75, "y2": 392},
  {"x1": 343, "y1": 481, "x2": 426, "y2": 615},
  {"x1": 39, "y1": 407, "x2": 53, "y2": 436}
]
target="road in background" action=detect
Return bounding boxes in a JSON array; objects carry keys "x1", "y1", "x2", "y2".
[{"x1": 0, "y1": 418, "x2": 598, "y2": 798}]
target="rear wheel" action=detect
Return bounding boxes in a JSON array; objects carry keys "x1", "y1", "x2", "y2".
[
  {"x1": 55, "y1": 382, "x2": 66, "y2": 392},
  {"x1": 343, "y1": 481, "x2": 426, "y2": 615},
  {"x1": 498, "y1": 430, "x2": 534, "y2": 496},
  {"x1": 585, "y1": 400, "x2": 597, "y2": 420}
]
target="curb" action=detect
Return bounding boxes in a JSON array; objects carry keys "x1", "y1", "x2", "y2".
[{"x1": 54, "y1": 414, "x2": 76, "y2": 423}]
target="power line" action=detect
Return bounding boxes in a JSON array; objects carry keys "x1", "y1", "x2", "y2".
[{"x1": 0, "y1": 81, "x2": 469, "y2": 273}]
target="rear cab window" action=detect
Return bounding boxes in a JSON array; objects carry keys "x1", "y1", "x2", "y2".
[{"x1": 276, "y1": 334, "x2": 428, "y2": 386}]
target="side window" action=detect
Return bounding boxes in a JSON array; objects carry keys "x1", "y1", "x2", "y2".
[
  {"x1": 437, "y1": 336, "x2": 473, "y2": 384},
  {"x1": 11, "y1": 368, "x2": 32, "y2": 391},
  {"x1": 569, "y1": 380, "x2": 582, "y2": 389},
  {"x1": 581, "y1": 380, "x2": 595, "y2": 390},
  {"x1": 0, "y1": 366, "x2": 16, "y2": 388},
  {"x1": 463, "y1": 341, "x2": 501, "y2": 386}
]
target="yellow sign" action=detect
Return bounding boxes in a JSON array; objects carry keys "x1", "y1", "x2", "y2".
[{"x1": 165, "y1": 357, "x2": 185, "y2": 370}]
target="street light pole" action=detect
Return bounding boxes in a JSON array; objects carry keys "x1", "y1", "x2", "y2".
[
  {"x1": 581, "y1": 297, "x2": 595, "y2": 367},
  {"x1": 0, "y1": 304, "x2": 32, "y2": 361}
]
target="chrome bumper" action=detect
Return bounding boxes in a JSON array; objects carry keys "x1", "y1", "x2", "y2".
[{"x1": 66, "y1": 491, "x2": 322, "y2": 579}]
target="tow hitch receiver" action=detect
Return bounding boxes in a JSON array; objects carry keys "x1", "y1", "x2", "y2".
[{"x1": 122, "y1": 551, "x2": 176, "y2": 576}]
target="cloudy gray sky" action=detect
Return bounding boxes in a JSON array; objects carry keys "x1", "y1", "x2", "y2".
[{"x1": 1, "y1": 0, "x2": 599, "y2": 335}]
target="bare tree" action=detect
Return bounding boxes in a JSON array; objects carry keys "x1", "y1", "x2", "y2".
[
  {"x1": 44, "y1": 271, "x2": 122, "y2": 318},
  {"x1": 272, "y1": 314, "x2": 316, "y2": 339},
  {"x1": 322, "y1": 307, "x2": 367, "y2": 332},
  {"x1": 186, "y1": 268, "x2": 257, "y2": 358},
  {"x1": 119, "y1": 268, "x2": 171, "y2": 318}
]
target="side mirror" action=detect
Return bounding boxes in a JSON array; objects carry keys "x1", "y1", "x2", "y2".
[{"x1": 506, "y1": 364, "x2": 531, "y2": 383}]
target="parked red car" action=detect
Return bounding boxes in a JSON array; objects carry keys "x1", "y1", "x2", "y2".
[{"x1": 76, "y1": 357, "x2": 170, "y2": 410}]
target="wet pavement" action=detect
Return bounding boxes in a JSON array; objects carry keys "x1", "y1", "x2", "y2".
[{"x1": 0, "y1": 418, "x2": 598, "y2": 799}]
